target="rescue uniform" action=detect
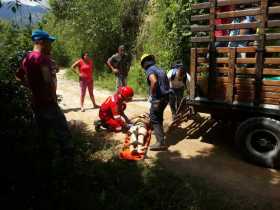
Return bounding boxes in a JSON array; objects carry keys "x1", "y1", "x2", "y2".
[{"x1": 99, "y1": 94, "x2": 126, "y2": 132}]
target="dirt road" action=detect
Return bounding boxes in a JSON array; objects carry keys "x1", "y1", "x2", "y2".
[{"x1": 57, "y1": 70, "x2": 280, "y2": 208}]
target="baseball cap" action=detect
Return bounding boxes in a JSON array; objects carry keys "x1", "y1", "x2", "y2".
[{"x1": 31, "y1": 29, "x2": 56, "y2": 42}]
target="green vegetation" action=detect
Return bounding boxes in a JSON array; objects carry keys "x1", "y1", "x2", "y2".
[{"x1": 40, "y1": 0, "x2": 196, "y2": 95}]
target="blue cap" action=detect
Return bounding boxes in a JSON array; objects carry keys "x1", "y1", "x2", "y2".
[{"x1": 31, "y1": 29, "x2": 56, "y2": 42}]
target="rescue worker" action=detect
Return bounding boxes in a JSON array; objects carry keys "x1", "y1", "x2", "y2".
[
  {"x1": 140, "y1": 54, "x2": 170, "y2": 151},
  {"x1": 98, "y1": 86, "x2": 134, "y2": 132}
]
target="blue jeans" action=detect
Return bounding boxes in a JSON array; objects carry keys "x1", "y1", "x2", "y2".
[
  {"x1": 169, "y1": 88, "x2": 184, "y2": 120},
  {"x1": 116, "y1": 74, "x2": 127, "y2": 89},
  {"x1": 149, "y1": 95, "x2": 169, "y2": 125}
]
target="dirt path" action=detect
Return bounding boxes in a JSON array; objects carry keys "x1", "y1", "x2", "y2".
[{"x1": 57, "y1": 70, "x2": 280, "y2": 208}]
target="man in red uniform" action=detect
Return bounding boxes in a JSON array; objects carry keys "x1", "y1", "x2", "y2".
[{"x1": 98, "y1": 86, "x2": 134, "y2": 132}]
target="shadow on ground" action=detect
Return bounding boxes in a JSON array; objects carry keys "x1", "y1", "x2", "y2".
[
  {"x1": 161, "y1": 115, "x2": 280, "y2": 209},
  {"x1": 3, "y1": 118, "x2": 280, "y2": 210}
]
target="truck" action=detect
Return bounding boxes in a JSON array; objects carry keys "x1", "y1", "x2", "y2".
[{"x1": 176, "y1": 0, "x2": 280, "y2": 168}]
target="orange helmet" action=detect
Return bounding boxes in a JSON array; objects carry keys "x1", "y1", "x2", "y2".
[{"x1": 118, "y1": 86, "x2": 134, "y2": 101}]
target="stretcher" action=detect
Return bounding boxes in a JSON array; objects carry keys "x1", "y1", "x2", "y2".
[{"x1": 119, "y1": 129, "x2": 152, "y2": 160}]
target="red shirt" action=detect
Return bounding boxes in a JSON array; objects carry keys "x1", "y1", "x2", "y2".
[
  {"x1": 77, "y1": 58, "x2": 93, "y2": 81},
  {"x1": 16, "y1": 51, "x2": 57, "y2": 108},
  {"x1": 99, "y1": 94, "x2": 126, "y2": 121}
]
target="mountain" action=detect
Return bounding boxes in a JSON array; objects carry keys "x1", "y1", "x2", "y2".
[{"x1": 0, "y1": 1, "x2": 48, "y2": 25}]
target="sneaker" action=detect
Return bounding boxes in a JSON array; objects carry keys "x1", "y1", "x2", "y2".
[
  {"x1": 149, "y1": 142, "x2": 168, "y2": 151},
  {"x1": 94, "y1": 120, "x2": 107, "y2": 131},
  {"x1": 93, "y1": 104, "x2": 100, "y2": 109},
  {"x1": 81, "y1": 107, "x2": 85, "y2": 112}
]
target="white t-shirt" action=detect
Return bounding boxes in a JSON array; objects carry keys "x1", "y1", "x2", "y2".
[{"x1": 167, "y1": 69, "x2": 191, "y2": 89}]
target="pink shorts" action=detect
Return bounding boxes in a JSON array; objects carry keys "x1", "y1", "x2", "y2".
[{"x1": 79, "y1": 77, "x2": 93, "y2": 96}]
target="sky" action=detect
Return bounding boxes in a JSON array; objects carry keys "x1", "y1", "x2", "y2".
[{"x1": 2, "y1": 0, "x2": 49, "y2": 7}]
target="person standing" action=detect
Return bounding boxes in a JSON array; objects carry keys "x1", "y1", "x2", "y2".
[
  {"x1": 140, "y1": 54, "x2": 170, "y2": 151},
  {"x1": 167, "y1": 62, "x2": 190, "y2": 120},
  {"x1": 71, "y1": 52, "x2": 99, "y2": 112},
  {"x1": 107, "y1": 45, "x2": 131, "y2": 89},
  {"x1": 16, "y1": 29, "x2": 73, "y2": 157}
]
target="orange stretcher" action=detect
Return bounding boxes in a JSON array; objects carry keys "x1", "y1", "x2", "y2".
[{"x1": 119, "y1": 129, "x2": 152, "y2": 161}]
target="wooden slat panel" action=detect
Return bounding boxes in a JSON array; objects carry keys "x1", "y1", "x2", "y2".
[
  {"x1": 262, "y1": 80, "x2": 280, "y2": 86},
  {"x1": 254, "y1": 0, "x2": 268, "y2": 106},
  {"x1": 234, "y1": 95, "x2": 254, "y2": 101},
  {"x1": 264, "y1": 58, "x2": 280, "y2": 65},
  {"x1": 266, "y1": 33, "x2": 280, "y2": 40},
  {"x1": 263, "y1": 68, "x2": 280, "y2": 76},
  {"x1": 268, "y1": 6, "x2": 280, "y2": 14},
  {"x1": 216, "y1": 8, "x2": 260, "y2": 19},
  {"x1": 236, "y1": 67, "x2": 256, "y2": 74},
  {"x1": 191, "y1": 14, "x2": 210, "y2": 21},
  {"x1": 261, "y1": 92, "x2": 280, "y2": 99},
  {"x1": 235, "y1": 84, "x2": 255, "y2": 91},
  {"x1": 216, "y1": 67, "x2": 229, "y2": 73},
  {"x1": 215, "y1": 47, "x2": 229, "y2": 53},
  {"x1": 192, "y1": 2, "x2": 211, "y2": 10},
  {"x1": 216, "y1": 58, "x2": 229, "y2": 63},
  {"x1": 217, "y1": 0, "x2": 260, "y2": 7},
  {"x1": 208, "y1": 0, "x2": 216, "y2": 97},
  {"x1": 216, "y1": 35, "x2": 258, "y2": 42},
  {"x1": 236, "y1": 90, "x2": 255, "y2": 96},
  {"x1": 190, "y1": 48, "x2": 197, "y2": 99},
  {"x1": 262, "y1": 98, "x2": 280, "y2": 105},
  {"x1": 215, "y1": 77, "x2": 229, "y2": 83},
  {"x1": 226, "y1": 48, "x2": 236, "y2": 103},
  {"x1": 236, "y1": 77, "x2": 255, "y2": 84},
  {"x1": 235, "y1": 47, "x2": 257, "y2": 53},
  {"x1": 215, "y1": 47, "x2": 256, "y2": 53},
  {"x1": 267, "y1": 20, "x2": 280, "y2": 28},
  {"x1": 197, "y1": 67, "x2": 231, "y2": 74},
  {"x1": 197, "y1": 57, "x2": 208, "y2": 63},
  {"x1": 262, "y1": 86, "x2": 280, "y2": 92},
  {"x1": 196, "y1": 48, "x2": 208, "y2": 54},
  {"x1": 191, "y1": 36, "x2": 211, "y2": 43},
  {"x1": 265, "y1": 46, "x2": 280, "y2": 53},
  {"x1": 216, "y1": 22, "x2": 259, "y2": 30},
  {"x1": 236, "y1": 58, "x2": 256, "y2": 64},
  {"x1": 191, "y1": 25, "x2": 211, "y2": 32}
]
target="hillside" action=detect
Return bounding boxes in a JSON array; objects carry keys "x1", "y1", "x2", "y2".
[{"x1": 0, "y1": 1, "x2": 47, "y2": 25}]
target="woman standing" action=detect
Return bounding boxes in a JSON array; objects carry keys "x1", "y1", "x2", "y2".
[{"x1": 71, "y1": 52, "x2": 99, "y2": 112}]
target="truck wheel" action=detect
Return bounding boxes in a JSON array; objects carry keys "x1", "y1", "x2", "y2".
[{"x1": 235, "y1": 117, "x2": 280, "y2": 168}]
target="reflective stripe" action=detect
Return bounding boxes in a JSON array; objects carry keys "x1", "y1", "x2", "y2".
[
  {"x1": 111, "y1": 96, "x2": 115, "y2": 102},
  {"x1": 116, "y1": 126, "x2": 122, "y2": 131},
  {"x1": 113, "y1": 115, "x2": 121, "y2": 119}
]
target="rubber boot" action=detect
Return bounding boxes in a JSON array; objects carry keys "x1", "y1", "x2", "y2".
[{"x1": 150, "y1": 124, "x2": 167, "y2": 151}]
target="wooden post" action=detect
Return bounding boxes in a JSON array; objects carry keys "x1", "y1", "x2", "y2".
[
  {"x1": 227, "y1": 48, "x2": 236, "y2": 103},
  {"x1": 255, "y1": 0, "x2": 268, "y2": 105},
  {"x1": 208, "y1": 0, "x2": 217, "y2": 99},
  {"x1": 190, "y1": 48, "x2": 197, "y2": 100}
]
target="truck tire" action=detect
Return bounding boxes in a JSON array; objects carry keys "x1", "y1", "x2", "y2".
[{"x1": 235, "y1": 117, "x2": 280, "y2": 168}]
